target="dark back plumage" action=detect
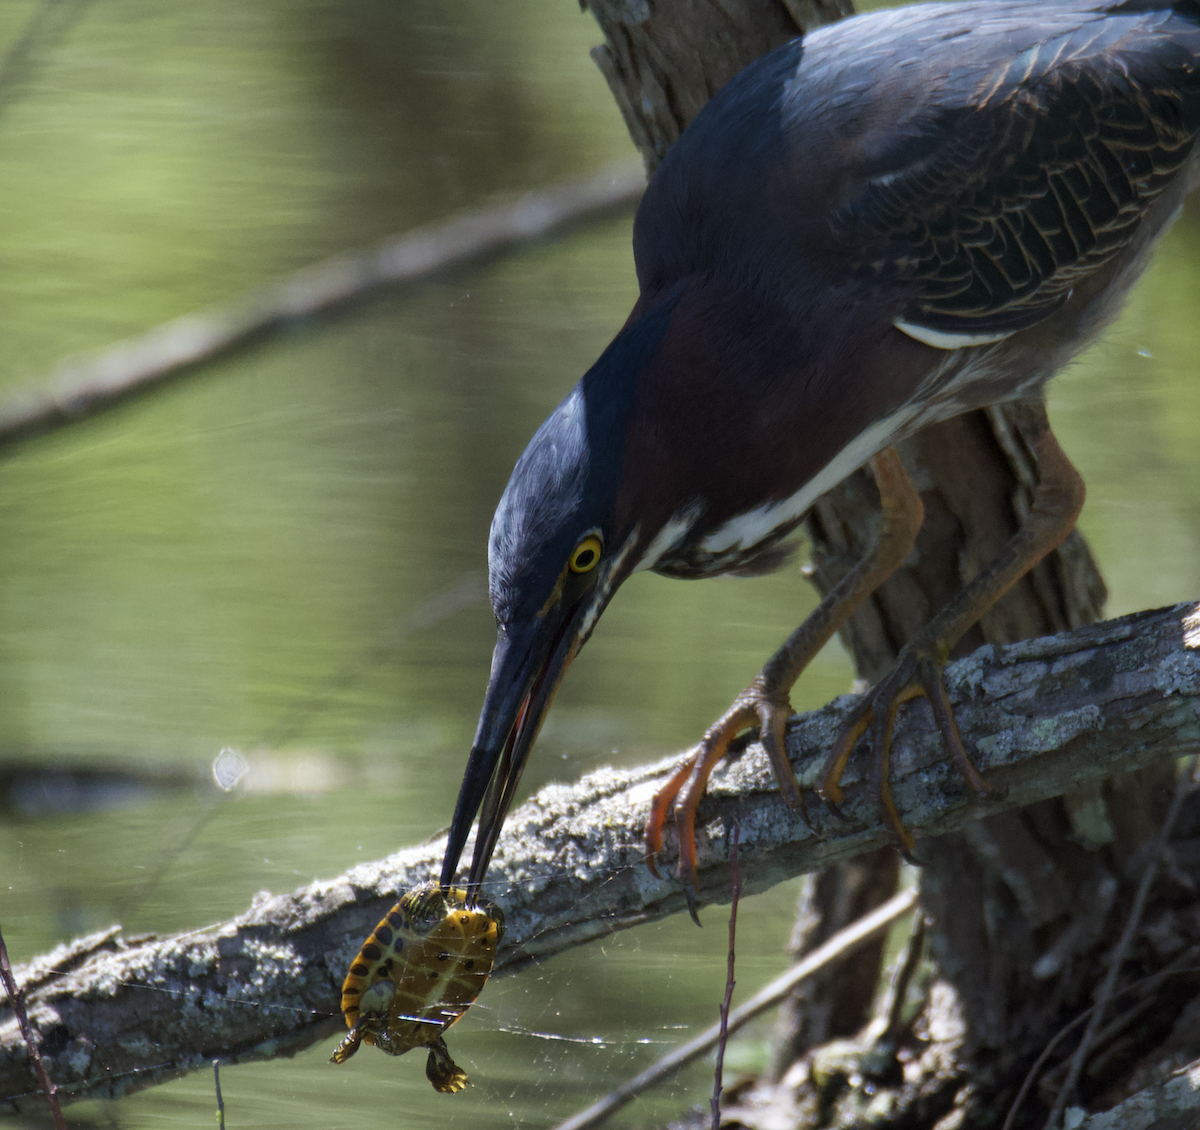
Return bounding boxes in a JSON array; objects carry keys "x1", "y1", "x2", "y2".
[
  {"x1": 636, "y1": 1, "x2": 1200, "y2": 342},
  {"x1": 827, "y1": 2, "x2": 1200, "y2": 337}
]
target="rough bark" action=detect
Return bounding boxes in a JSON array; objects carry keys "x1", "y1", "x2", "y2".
[
  {"x1": 3, "y1": 601, "x2": 1200, "y2": 1112},
  {"x1": 585, "y1": 0, "x2": 852, "y2": 169},
  {"x1": 1079, "y1": 1055, "x2": 1200, "y2": 1129}
]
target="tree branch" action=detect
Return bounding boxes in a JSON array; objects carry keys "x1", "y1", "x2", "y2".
[
  {"x1": 3, "y1": 600, "x2": 1199, "y2": 1111},
  {"x1": 1079, "y1": 1055, "x2": 1200, "y2": 1129},
  {"x1": 0, "y1": 160, "x2": 644, "y2": 450}
]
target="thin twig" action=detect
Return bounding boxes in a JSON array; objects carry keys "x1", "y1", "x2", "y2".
[
  {"x1": 0, "y1": 925, "x2": 67, "y2": 1130},
  {"x1": 712, "y1": 825, "x2": 741, "y2": 1130},
  {"x1": 1038, "y1": 998, "x2": 1158, "y2": 1091},
  {"x1": 551, "y1": 887, "x2": 918, "y2": 1130},
  {"x1": 0, "y1": 159, "x2": 645, "y2": 449},
  {"x1": 1042, "y1": 756, "x2": 1200, "y2": 1129},
  {"x1": 1001, "y1": 960, "x2": 1200, "y2": 1130},
  {"x1": 213, "y1": 1060, "x2": 224, "y2": 1130},
  {"x1": 880, "y1": 914, "x2": 926, "y2": 1043}
]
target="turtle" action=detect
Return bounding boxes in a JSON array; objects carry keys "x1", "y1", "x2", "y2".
[{"x1": 330, "y1": 884, "x2": 504, "y2": 1093}]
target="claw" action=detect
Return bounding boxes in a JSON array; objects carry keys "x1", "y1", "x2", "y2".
[
  {"x1": 645, "y1": 755, "x2": 697, "y2": 877},
  {"x1": 810, "y1": 403, "x2": 1082, "y2": 856},
  {"x1": 870, "y1": 687, "x2": 915, "y2": 856},
  {"x1": 823, "y1": 797, "x2": 852, "y2": 824},
  {"x1": 684, "y1": 885, "x2": 701, "y2": 927},
  {"x1": 817, "y1": 711, "x2": 869, "y2": 809},
  {"x1": 898, "y1": 842, "x2": 923, "y2": 867},
  {"x1": 821, "y1": 645, "x2": 991, "y2": 857},
  {"x1": 643, "y1": 700, "x2": 764, "y2": 909},
  {"x1": 758, "y1": 697, "x2": 815, "y2": 829},
  {"x1": 919, "y1": 654, "x2": 993, "y2": 798}
]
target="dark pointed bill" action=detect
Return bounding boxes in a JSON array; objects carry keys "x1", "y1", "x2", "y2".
[{"x1": 440, "y1": 601, "x2": 590, "y2": 895}]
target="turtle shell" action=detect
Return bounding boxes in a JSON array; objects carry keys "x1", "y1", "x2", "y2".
[{"x1": 330, "y1": 885, "x2": 504, "y2": 1093}]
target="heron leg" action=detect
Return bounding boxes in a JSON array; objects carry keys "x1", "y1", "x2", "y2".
[
  {"x1": 645, "y1": 446, "x2": 924, "y2": 910},
  {"x1": 818, "y1": 400, "x2": 1086, "y2": 854}
]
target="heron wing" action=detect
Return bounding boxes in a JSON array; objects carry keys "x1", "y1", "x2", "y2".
[{"x1": 831, "y1": 7, "x2": 1200, "y2": 341}]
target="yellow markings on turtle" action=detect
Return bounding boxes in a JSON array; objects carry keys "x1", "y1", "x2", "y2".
[{"x1": 330, "y1": 885, "x2": 505, "y2": 1093}]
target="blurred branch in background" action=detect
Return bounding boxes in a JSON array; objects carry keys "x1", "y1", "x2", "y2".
[
  {"x1": 0, "y1": 0, "x2": 92, "y2": 120},
  {"x1": 1, "y1": 600, "x2": 1198, "y2": 1111},
  {"x1": 0, "y1": 159, "x2": 644, "y2": 450}
]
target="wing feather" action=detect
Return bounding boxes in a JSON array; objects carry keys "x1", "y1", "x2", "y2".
[{"x1": 832, "y1": 11, "x2": 1200, "y2": 340}]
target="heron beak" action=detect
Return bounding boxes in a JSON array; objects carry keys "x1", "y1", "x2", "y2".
[{"x1": 440, "y1": 598, "x2": 594, "y2": 893}]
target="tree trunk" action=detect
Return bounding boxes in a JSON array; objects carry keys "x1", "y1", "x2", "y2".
[{"x1": 580, "y1": 2, "x2": 1192, "y2": 1127}]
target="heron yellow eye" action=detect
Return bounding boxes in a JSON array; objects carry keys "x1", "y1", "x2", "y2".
[{"x1": 569, "y1": 535, "x2": 603, "y2": 574}]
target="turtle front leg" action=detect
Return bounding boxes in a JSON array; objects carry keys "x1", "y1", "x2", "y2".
[{"x1": 329, "y1": 1027, "x2": 363, "y2": 1065}]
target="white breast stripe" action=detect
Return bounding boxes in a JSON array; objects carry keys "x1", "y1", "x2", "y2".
[
  {"x1": 894, "y1": 319, "x2": 1014, "y2": 350},
  {"x1": 579, "y1": 535, "x2": 641, "y2": 637},
  {"x1": 699, "y1": 407, "x2": 923, "y2": 556},
  {"x1": 634, "y1": 505, "x2": 702, "y2": 573}
]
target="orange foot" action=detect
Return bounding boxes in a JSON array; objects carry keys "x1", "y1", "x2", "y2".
[
  {"x1": 818, "y1": 400, "x2": 1083, "y2": 858},
  {"x1": 817, "y1": 642, "x2": 992, "y2": 861},
  {"x1": 644, "y1": 402, "x2": 1084, "y2": 917},
  {"x1": 644, "y1": 683, "x2": 807, "y2": 923},
  {"x1": 643, "y1": 447, "x2": 925, "y2": 923}
]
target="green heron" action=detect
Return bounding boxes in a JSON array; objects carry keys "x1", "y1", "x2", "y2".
[{"x1": 440, "y1": 0, "x2": 1200, "y2": 910}]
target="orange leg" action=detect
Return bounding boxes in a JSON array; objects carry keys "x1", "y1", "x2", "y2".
[
  {"x1": 818, "y1": 399, "x2": 1086, "y2": 856},
  {"x1": 645, "y1": 446, "x2": 925, "y2": 918}
]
